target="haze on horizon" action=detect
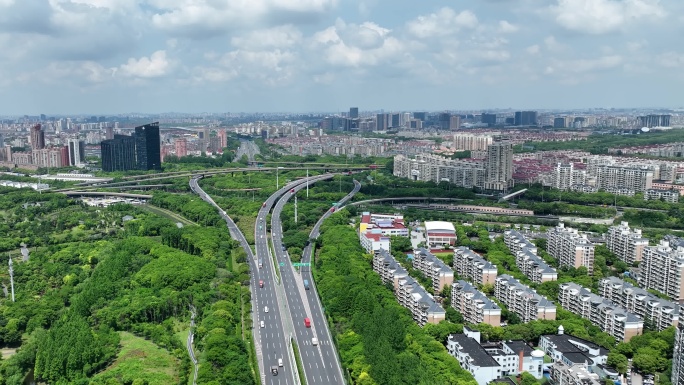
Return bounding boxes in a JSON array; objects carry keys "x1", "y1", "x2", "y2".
[{"x1": 1, "y1": 0, "x2": 683, "y2": 114}]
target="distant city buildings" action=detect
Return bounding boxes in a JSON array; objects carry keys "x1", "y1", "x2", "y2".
[
  {"x1": 547, "y1": 223, "x2": 595, "y2": 274},
  {"x1": 394, "y1": 138, "x2": 514, "y2": 192}
]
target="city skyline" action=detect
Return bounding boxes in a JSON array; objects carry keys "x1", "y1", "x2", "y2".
[{"x1": 1, "y1": 1, "x2": 684, "y2": 114}]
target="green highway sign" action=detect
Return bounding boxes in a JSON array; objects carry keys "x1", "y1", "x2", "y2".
[
  {"x1": 279, "y1": 262, "x2": 285, "y2": 266},
  {"x1": 292, "y1": 263, "x2": 311, "y2": 267}
]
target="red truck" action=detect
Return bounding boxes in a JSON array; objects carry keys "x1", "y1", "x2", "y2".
[
  {"x1": 259, "y1": 280, "x2": 264, "y2": 288},
  {"x1": 304, "y1": 318, "x2": 311, "y2": 328},
  {"x1": 330, "y1": 207, "x2": 335, "y2": 212}
]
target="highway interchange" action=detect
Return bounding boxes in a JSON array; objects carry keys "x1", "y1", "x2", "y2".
[{"x1": 191, "y1": 171, "x2": 358, "y2": 384}]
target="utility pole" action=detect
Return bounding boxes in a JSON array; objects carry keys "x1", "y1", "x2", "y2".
[
  {"x1": 294, "y1": 195, "x2": 298, "y2": 224},
  {"x1": 8, "y1": 256, "x2": 14, "y2": 302},
  {"x1": 306, "y1": 169, "x2": 309, "y2": 198},
  {"x1": 276, "y1": 167, "x2": 279, "y2": 189}
]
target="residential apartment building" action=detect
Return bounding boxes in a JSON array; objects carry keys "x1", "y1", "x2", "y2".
[
  {"x1": 547, "y1": 223, "x2": 595, "y2": 274},
  {"x1": 453, "y1": 133, "x2": 493, "y2": 151},
  {"x1": 504, "y1": 230, "x2": 557, "y2": 283},
  {"x1": 396, "y1": 276, "x2": 446, "y2": 326},
  {"x1": 504, "y1": 230, "x2": 537, "y2": 255},
  {"x1": 644, "y1": 188, "x2": 680, "y2": 203},
  {"x1": 672, "y1": 322, "x2": 684, "y2": 385},
  {"x1": 599, "y1": 276, "x2": 679, "y2": 331},
  {"x1": 641, "y1": 240, "x2": 684, "y2": 301},
  {"x1": 447, "y1": 327, "x2": 545, "y2": 385},
  {"x1": 393, "y1": 140, "x2": 513, "y2": 192},
  {"x1": 494, "y1": 274, "x2": 557, "y2": 322},
  {"x1": 451, "y1": 280, "x2": 501, "y2": 326},
  {"x1": 558, "y1": 282, "x2": 643, "y2": 342},
  {"x1": 605, "y1": 222, "x2": 649, "y2": 264},
  {"x1": 516, "y1": 248, "x2": 558, "y2": 283},
  {"x1": 413, "y1": 248, "x2": 454, "y2": 292},
  {"x1": 372, "y1": 249, "x2": 409, "y2": 291},
  {"x1": 595, "y1": 165, "x2": 653, "y2": 193},
  {"x1": 553, "y1": 163, "x2": 587, "y2": 191},
  {"x1": 372, "y1": 249, "x2": 445, "y2": 326},
  {"x1": 453, "y1": 246, "x2": 498, "y2": 286},
  {"x1": 484, "y1": 141, "x2": 514, "y2": 192}
]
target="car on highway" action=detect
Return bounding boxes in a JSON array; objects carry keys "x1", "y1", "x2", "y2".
[
  {"x1": 304, "y1": 318, "x2": 311, "y2": 328},
  {"x1": 262, "y1": 202, "x2": 266, "y2": 207},
  {"x1": 290, "y1": 189, "x2": 295, "y2": 193},
  {"x1": 264, "y1": 306, "x2": 269, "y2": 313},
  {"x1": 271, "y1": 366, "x2": 278, "y2": 376},
  {"x1": 312, "y1": 337, "x2": 318, "y2": 345},
  {"x1": 259, "y1": 280, "x2": 264, "y2": 288},
  {"x1": 278, "y1": 358, "x2": 283, "y2": 367},
  {"x1": 260, "y1": 320, "x2": 265, "y2": 328}
]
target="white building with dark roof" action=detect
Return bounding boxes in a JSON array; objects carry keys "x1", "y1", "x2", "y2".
[
  {"x1": 641, "y1": 240, "x2": 684, "y2": 301},
  {"x1": 547, "y1": 223, "x2": 595, "y2": 274},
  {"x1": 447, "y1": 327, "x2": 545, "y2": 385}
]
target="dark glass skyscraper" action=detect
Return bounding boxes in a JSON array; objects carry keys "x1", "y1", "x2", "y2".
[
  {"x1": 101, "y1": 135, "x2": 136, "y2": 172},
  {"x1": 135, "y1": 122, "x2": 161, "y2": 170}
]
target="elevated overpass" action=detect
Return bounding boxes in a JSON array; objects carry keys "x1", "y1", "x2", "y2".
[{"x1": 62, "y1": 191, "x2": 152, "y2": 199}]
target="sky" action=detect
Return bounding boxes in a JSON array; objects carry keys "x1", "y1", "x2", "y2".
[{"x1": 1, "y1": 0, "x2": 683, "y2": 114}]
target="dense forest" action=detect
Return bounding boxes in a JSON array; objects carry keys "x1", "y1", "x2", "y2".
[{"x1": 0, "y1": 187, "x2": 255, "y2": 385}]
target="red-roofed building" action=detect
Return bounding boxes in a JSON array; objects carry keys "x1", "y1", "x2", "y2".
[{"x1": 359, "y1": 212, "x2": 408, "y2": 237}]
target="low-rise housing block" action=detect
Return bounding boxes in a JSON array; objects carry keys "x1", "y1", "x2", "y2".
[
  {"x1": 547, "y1": 223, "x2": 595, "y2": 274},
  {"x1": 451, "y1": 280, "x2": 501, "y2": 326},
  {"x1": 558, "y1": 282, "x2": 643, "y2": 341},
  {"x1": 494, "y1": 274, "x2": 556, "y2": 322},
  {"x1": 453, "y1": 246, "x2": 498, "y2": 286},
  {"x1": 412, "y1": 248, "x2": 454, "y2": 292}
]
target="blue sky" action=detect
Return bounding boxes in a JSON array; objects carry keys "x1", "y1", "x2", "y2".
[{"x1": 1, "y1": 0, "x2": 683, "y2": 114}]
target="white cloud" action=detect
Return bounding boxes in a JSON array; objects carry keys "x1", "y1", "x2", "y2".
[
  {"x1": 119, "y1": 50, "x2": 171, "y2": 78},
  {"x1": 657, "y1": 52, "x2": 684, "y2": 68},
  {"x1": 550, "y1": 0, "x2": 665, "y2": 34},
  {"x1": 498, "y1": 20, "x2": 518, "y2": 33},
  {"x1": 545, "y1": 55, "x2": 623, "y2": 75},
  {"x1": 526, "y1": 45, "x2": 540, "y2": 54},
  {"x1": 407, "y1": 7, "x2": 478, "y2": 39},
  {"x1": 150, "y1": 0, "x2": 337, "y2": 39},
  {"x1": 544, "y1": 36, "x2": 564, "y2": 52},
  {"x1": 231, "y1": 25, "x2": 303, "y2": 50}
]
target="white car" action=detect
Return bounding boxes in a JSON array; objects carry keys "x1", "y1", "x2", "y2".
[
  {"x1": 261, "y1": 321, "x2": 265, "y2": 328},
  {"x1": 264, "y1": 306, "x2": 269, "y2": 313}
]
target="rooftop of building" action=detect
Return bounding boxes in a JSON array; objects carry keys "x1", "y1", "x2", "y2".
[
  {"x1": 415, "y1": 248, "x2": 454, "y2": 274},
  {"x1": 518, "y1": 248, "x2": 557, "y2": 275},
  {"x1": 425, "y1": 221, "x2": 456, "y2": 233},
  {"x1": 600, "y1": 276, "x2": 679, "y2": 314},
  {"x1": 496, "y1": 274, "x2": 556, "y2": 308},
  {"x1": 454, "y1": 246, "x2": 497, "y2": 270},
  {"x1": 374, "y1": 249, "x2": 408, "y2": 276},
  {"x1": 448, "y1": 334, "x2": 501, "y2": 368},
  {"x1": 453, "y1": 280, "x2": 500, "y2": 311},
  {"x1": 541, "y1": 333, "x2": 608, "y2": 357}
]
